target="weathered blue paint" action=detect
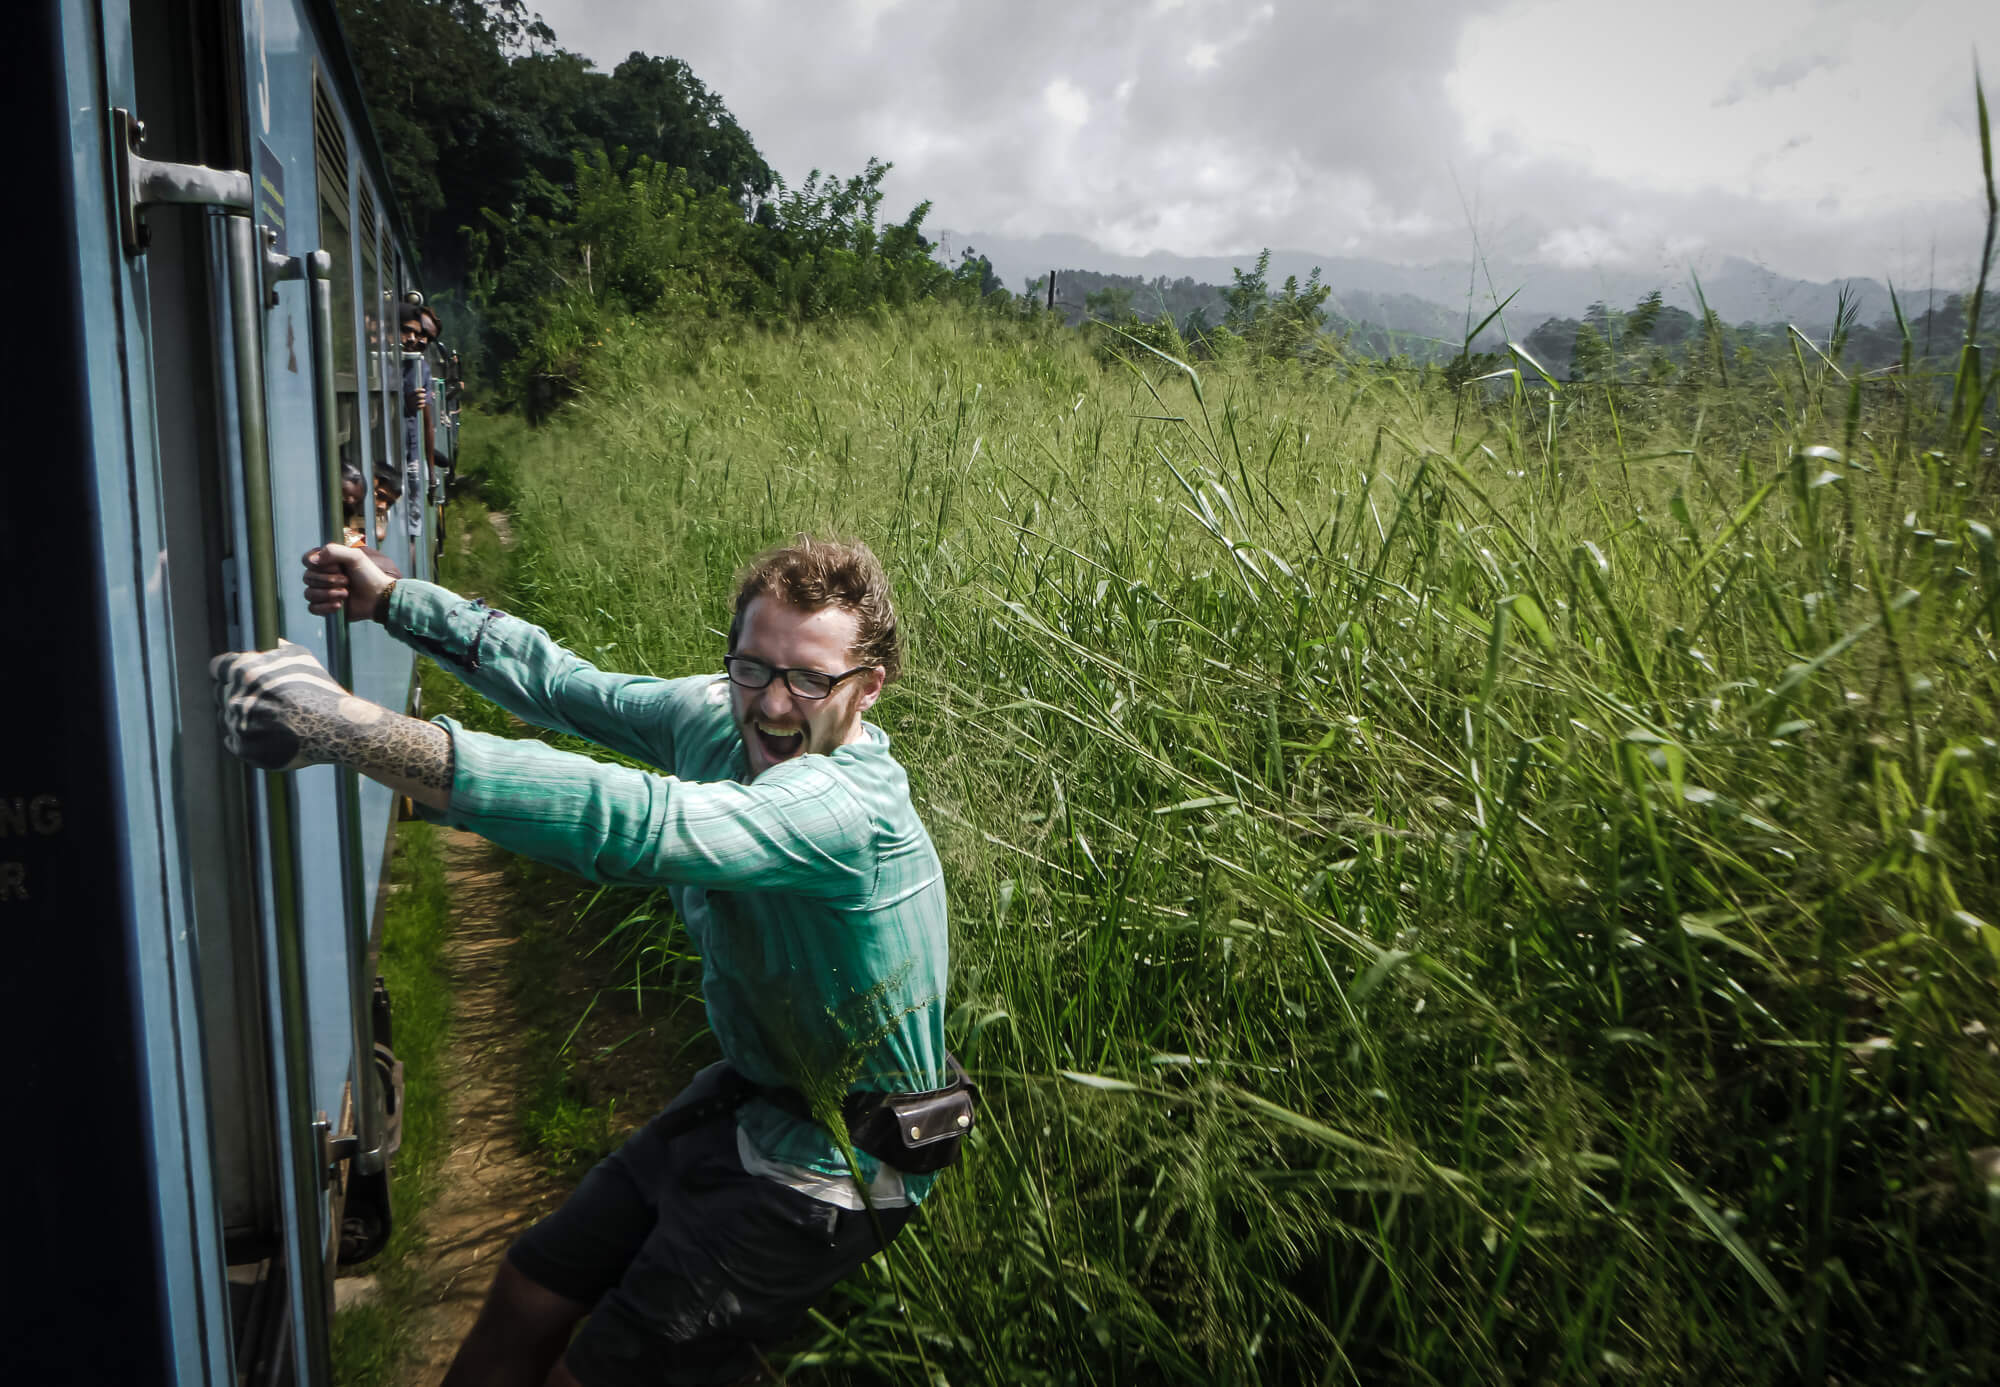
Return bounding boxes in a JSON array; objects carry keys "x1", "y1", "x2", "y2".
[
  {"x1": 23, "y1": 0, "x2": 444, "y2": 1378},
  {"x1": 57, "y1": 3, "x2": 238, "y2": 1381}
]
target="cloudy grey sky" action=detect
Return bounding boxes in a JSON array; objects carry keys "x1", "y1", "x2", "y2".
[{"x1": 532, "y1": 0, "x2": 1998, "y2": 287}]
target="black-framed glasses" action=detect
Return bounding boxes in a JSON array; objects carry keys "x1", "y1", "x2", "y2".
[{"x1": 724, "y1": 655, "x2": 873, "y2": 701}]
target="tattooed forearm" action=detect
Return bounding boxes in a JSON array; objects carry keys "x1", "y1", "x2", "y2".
[
  {"x1": 212, "y1": 641, "x2": 454, "y2": 809},
  {"x1": 285, "y1": 695, "x2": 454, "y2": 801}
]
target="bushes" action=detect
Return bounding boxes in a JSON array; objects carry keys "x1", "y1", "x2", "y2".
[{"x1": 466, "y1": 152, "x2": 966, "y2": 414}]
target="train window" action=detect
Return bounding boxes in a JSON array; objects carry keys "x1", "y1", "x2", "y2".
[{"x1": 313, "y1": 79, "x2": 368, "y2": 544}]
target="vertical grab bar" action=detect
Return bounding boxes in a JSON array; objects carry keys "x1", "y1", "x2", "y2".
[
  {"x1": 308, "y1": 251, "x2": 386, "y2": 1181},
  {"x1": 225, "y1": 210, "x2": 333, "y2": 1386}
]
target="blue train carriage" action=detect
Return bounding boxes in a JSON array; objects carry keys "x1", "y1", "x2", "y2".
[{"x1": 12, "y1": 1, "x2": 453, "y2": 1381}]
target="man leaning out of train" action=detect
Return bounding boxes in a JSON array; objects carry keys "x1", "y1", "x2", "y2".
[
  {"x1": 398, "y1": 302, "x2": 434, "y2": 544},
  {"x1": 209, "y1": 536, "x2": 971, "y2": 1387}
]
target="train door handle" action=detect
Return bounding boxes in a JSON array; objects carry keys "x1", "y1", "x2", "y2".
[
  {"x1": 262, "y1": 225, "x2": 304, "y2": 307},
  {"x1": 307, "y1": 251, "x2": 342, "y2": 562},
  {"x1": 224, "y1": 212, "x2": 283, "y2": 648},
  {"x1": 111, "y1": 108, "x2": 251, "y2": 256}
]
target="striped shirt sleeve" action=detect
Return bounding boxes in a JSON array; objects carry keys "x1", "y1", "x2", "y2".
[
  {"x1": 385, "y1": 580, "x2": 693, "y2": 768},
  {"x1": 434, "y1": 718, "x2": 878, "y2": 903}
]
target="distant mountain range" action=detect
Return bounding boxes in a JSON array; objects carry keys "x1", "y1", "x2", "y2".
[{"x1": 940, "y1": 230, "x2": 1942, "y2": 338}]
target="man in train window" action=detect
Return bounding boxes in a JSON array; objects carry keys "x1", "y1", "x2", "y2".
[
  {"x1": 371, "y1": 461, "x2": 401, "y2": 547},
  {"x1": 398, "y1": 302, "x2": 434, "y2": 545},
  {"x1": 210, "y1": 536, "x2": 962, "y2": 1387},
  {"x1": 415, "y1": 304, "x2": 454, "y2": 499}
]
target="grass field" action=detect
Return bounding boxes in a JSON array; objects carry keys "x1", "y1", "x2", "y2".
[{"x1": 459, "y1": 303, "x2": 2000, "y2": 1384}]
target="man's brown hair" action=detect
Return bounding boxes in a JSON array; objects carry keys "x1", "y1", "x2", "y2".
[{"x1": 728, "y1": 536, "x2": 902, "y2": 682}]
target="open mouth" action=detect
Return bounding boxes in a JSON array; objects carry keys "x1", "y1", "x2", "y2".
[{"x1": 753, "y1": 722, "x2": 806, "y2": 763}]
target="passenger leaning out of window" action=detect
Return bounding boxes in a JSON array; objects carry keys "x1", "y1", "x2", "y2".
[
  {"x1": 417, "y1": 305, "x2": 452, "y2": 498},
  {"x1": 372, "y1": 461, "x2": 402, "y2": 548},
  {"x1": 341, "y1": 461, "x2": 368, "y2": 549},
  {"x1": 398, "y1": 302, "x2": 434, "y2": 547}
]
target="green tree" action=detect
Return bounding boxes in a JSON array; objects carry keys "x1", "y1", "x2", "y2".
[
  {"x1": 1222, "y1": 250, "x2": 1273, "y2": 335},
  {"x1": 335, "y1": 0, "x2": 553, "y2": 262},
  {"x1": 1626, "y1": 289, "x2": 1664, "y2": 342},
  {"x1": 1085, "y1": 284, "x2": 1136, "y2": 322},
  {"x1": 951, "y1": 248, "x2": 1005, "y2": 302},
  {"x1": 1570, "y1": 321, "x2": 1613, "y2": 379},
  {"x1": 592, "y1": 54, "x2": 772, "y2": 199},
  {"x1": 1219, "y1": 250, "x2": 1332, "y2": 361},
  {"x1": 336, "y1": 0, "x2": 770, "y2": 287},
  {"x1": 1265, "y1": 270, "x2": 1331, "y2": 358},
  {"x1": 466, "y1": 148, "x2": 956, "y2": 412}
]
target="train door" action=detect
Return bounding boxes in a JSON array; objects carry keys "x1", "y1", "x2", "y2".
[
  {"x1": 13, "y1": 1, "x2": 392, "y2": 1381},
  {"x1": 120, "y1": 4, "x2": 313, "y2": 1380},
  {"x1": 18, "y1": 0, "x2": 292, "y2": 1381},
  {"x1": 11, "y1": 7, "x2": 200, "y2": 1378},
  {"x1": 132, "y1": 0, "x2": 355, "y2": 1380}
]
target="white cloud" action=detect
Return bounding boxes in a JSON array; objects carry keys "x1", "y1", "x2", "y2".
[
  {"x1": 1449, "y1": 0, "x2": 1990, "y2": 216},
  {"x1": 1043, "y1": 78, "x2": 1091, "y2": 127},
  {"x1": 1537, "y1": 226, "x2": 1627, "y2": 268},
  {"x1": 528, "y1": 0, "x2": 2000, "y2": 285}
]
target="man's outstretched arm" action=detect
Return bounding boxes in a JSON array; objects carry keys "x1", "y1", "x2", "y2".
[
  {"x1": 211, "y1": 642, "x2": 875, "y2": 902},
  {"x1": 438, "y1": 723, "x2": 878, "y2": 900},
  {"x1": 212, "y1": 642, "x2": 453, "y2": 809},
  {"x1": 303, "y1": 542, "x2": 692, "y2": 768}
]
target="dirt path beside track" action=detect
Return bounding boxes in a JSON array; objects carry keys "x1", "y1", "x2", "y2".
[{"x1": 395, "y1": 828, "x2": 563, "y2": 1385}]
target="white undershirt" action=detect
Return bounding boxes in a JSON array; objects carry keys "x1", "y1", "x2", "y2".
[{"x1": 735, "y1": 1122, "x2": 912, "y2": 1211}]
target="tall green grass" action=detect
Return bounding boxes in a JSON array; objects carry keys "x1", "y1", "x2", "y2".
[{"x1": 462, "y1": 282, "x2": 1999, "y2": 1382}]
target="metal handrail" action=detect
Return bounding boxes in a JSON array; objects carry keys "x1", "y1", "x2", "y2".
[
  {"x1": 309, "y1": 248, "x2": 386, "y2": 1180},
  {"x1": 224, "y1": 209, "x2": 332, "y2": 1385}
]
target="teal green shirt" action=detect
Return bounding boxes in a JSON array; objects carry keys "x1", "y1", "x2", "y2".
[{"x1": 384, "y1": 580, "x2": 948, "y2": 1195}]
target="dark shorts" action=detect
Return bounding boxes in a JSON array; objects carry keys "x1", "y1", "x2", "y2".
[{"x1": 508, "y1": 1067, "x2": 913, "y2": 1387}]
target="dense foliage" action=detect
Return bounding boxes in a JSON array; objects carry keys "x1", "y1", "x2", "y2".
[
  {"x1": 1057, "y1": 266, "x2": 2000, "y2": 394},
  {"x1": 336, "y1": 0, "x2": 770, "y2": 277},
  {"x1": 338, "y1": 0, "x2": 989, "y2": 409},
  {"x1": 462, "y1": 152, "x2": 970, "y2": 413},
  {"x1": 1521, "y1": 287, "x2": 1998, "y2": 385}
]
